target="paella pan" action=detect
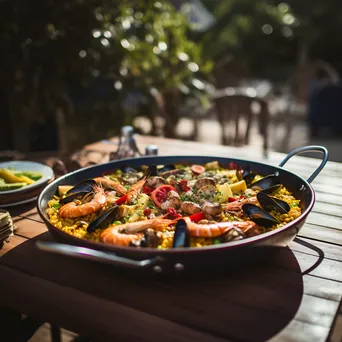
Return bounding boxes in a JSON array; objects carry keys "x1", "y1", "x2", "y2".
[{"x1": 37, "y1": 146, "x2": 328, "y2": 275}]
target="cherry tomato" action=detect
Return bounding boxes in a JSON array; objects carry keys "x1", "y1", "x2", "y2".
[
  {"x1": 191, "y1": 164, "x2": 205, "y2": 175},
  {"x1": 150, "y1": 185, "x2": 177, "y2": 207},
  {"x1": 143, "y1": 208, "x2": 151, "y2": 216}
]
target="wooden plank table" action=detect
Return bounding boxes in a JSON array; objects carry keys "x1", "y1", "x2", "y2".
[{"x1": 0, "y1": 135, "x2": 342, "y2": 342}]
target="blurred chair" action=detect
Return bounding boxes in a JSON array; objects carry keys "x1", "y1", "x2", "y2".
[{"x1": 214, "y1": 94, "x2": 269, "y2": 155}]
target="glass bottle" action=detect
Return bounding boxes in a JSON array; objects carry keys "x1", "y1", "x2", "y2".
[
  {"x1": 145, "y1": 144, "x2": 159, "y2": 156},
  {"x1": 109, "y1": 126, "x2": 142, "y2": 160}
]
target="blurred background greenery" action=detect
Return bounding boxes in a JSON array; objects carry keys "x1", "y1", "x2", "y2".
[{"x1": 1, "y1": 0, "x2": 342, "y2": 153}]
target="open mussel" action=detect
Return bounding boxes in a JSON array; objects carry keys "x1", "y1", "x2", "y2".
[
  {"x1": 172, "y1": 219, "x2": 190, "y2": 248},
  {"x1": 260, "y1": 184, "x2": 282, "y2": 194},
  {"x1": 121, "y1": 165, "x2": 139, "y2": 174},
  {"x1": 87, "y1": 204, "x2": 118, "y2": 233},
  {"x1": 250, "y1": 174, "x2": 281, "y2": 193},
  {"x1": 242, "y1": 204, "x2": 279, "y2": 228},
  {"x1": 59, "y1": 179, "x2": 96, "y2": 204},
  {"x1": 256, "y1": 192, "x2": 290, "y2": 214},
  {"x1": 243, "y1": 172, "x2": 257, "y2": 186}
]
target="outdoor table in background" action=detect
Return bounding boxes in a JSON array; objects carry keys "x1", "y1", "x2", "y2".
[{"x1": 0, "y1": 135, "x2": 342, "y2": 342}]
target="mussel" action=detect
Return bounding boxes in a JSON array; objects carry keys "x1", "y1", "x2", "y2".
[
  {"x1": 250, "y1": 174, "x2": 281, "y2": 192},
  {"x1": 87, "y1": 204, "x2": 118, "y2": 233},
  {"x1": 242, "y1": 204, "x2": 280, "y2": 228},
  {"x1": 260, "y1": 184, "x2": 282, "y2": 194},
  {"x1": 236, "y1": 166, "x2": 257, "y2": 185},
  {"x1": 172, "y1": 219, "x2": 190, "y2": 248},
  {"x1": 243, "y1": 172, "x2": 257, "y2": 186},
  {"x1": 256, "y1": 192, "x2": 290, "y2": 214},
  {"x1": 121, "y1": 165, "x2": 139, "y2": 174},
  {"x1": 59, "y1": 179, "x2": 96, "y2": 204},
  {"x1": 158, "y1": 164, "x2": 176, "y2": 173}
]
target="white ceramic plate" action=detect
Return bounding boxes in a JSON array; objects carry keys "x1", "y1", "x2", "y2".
[{"x1": 0, "y1": 161, "x2": 54, "y2": 195}]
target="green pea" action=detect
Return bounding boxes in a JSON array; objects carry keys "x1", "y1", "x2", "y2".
[{"x1": 113, "y1": 221, "x2": 122, "y2": 225}]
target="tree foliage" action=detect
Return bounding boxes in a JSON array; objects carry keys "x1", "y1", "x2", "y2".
[{"x1": 0, "y1": 0, "x2": 212, "y2": 151}]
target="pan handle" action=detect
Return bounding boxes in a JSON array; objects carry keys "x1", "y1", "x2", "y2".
[
  {"x1": 278, "y1": 145, "x2": 329, "y2": 184},
  {"x1": 36, "y1": 241, "x2": 157, "y2": 269}
]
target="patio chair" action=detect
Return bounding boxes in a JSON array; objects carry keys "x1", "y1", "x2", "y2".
[{"x1": 214, "y1": 94, "x2": 269, "y2": 156}]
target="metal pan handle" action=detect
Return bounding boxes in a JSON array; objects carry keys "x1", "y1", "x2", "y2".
[
  {"x1": 36, "y1": 241, "x2": 156, "y2": 269},
  {"x1": 278, "y1": 145, "x2": 329, "y2": 184}
]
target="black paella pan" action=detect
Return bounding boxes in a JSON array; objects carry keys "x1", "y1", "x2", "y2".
[{"x1": 37, "y1": 146, "x2": 328, "y2": 275}]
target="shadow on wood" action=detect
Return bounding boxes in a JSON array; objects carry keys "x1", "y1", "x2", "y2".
[{"x1": 0, "y1": 232, "x2": 304, "y2": 341}]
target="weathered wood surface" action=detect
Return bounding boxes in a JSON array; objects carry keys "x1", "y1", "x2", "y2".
[{"x1": 0, "y1": 135, "x2": 341, "y2": 342}]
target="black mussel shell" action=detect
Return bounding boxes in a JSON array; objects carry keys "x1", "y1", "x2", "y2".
[
  {"x1": 66, "y1": 179, "x2": 96, "y2": 195},
  {"x1": 158, "y1": 164, "x2": 176, "y2": 173},
  {"x1": 260, "y1": 184, "x2": 282, "y2": 194},
  {"x1": 257, "y1": 192, "x2": 290, "y2": 214},
  {"x1": 160, "y1": 168, "x2": 185, "y2": 178},
  {"x1": 59, "y1": 179, "x2": 96, "y2": 204},
  {"x1": 148, "y1": 164, "x2": 158, "y2": 176},
  {"x1": 242, "y1": 166, "x2": 251, "y2": 178},
  {"x1": 121, "y1": 165, "x2": 139, "y2": 174},
  {"x1": 87, "y1": 205, "x2": 118, "y2": 233},
  {"x1": 172, "y1": 219, "x2": 190, "y2": 248},
  {"x1": 59, "y1": 191, "x2": 90, "y2": 204},
  {"x1": 242, "y1": 203, "x2": 280, "y2": 228},
  {"x1": 243, "y1": 172, "x2": 257, "y2": 186},
  {"x1": 250, "y1": 175, "x2": 280, "y2": 191}
]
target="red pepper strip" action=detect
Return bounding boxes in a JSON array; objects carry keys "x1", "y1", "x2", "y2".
[
  {"x1": 189, "y1": 211, "x2": 205, "y2": 222},
  {"x1": 228, "y1": 197, "x2": 238, "y2": 202},
  {"x1": 115, "y1": 194, "x2": 127, "y2": 205}
]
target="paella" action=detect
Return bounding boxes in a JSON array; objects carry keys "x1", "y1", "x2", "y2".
[{"x1": 46, "y1": 162, "x2": 302, "y2": 249}]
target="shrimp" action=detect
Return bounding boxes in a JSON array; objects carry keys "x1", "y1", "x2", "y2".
[
  {"x1": 100, "y1": 217, "x2": 175, "y2": 246},
  {"x1": 223, "y1": 196, "x2": 258, "y2": 211},
  {"x1": 126, "y1": 172, "x2": 150, "y2": 204},
  {"x1": 106, "y1": 217, "x2": 176, "y2": 234},
  {"x1": 183, "y1": 217, "x2": 256, "y2": 237},
  {"x1": 59, "y1": 187, "x2": 106, "y2": 218},
  {"x1": 101, "y1": 228, "x2": 144, "y2": 246},
  {"x1": 93, "y1": 177, "x2": 127, "y2": 196}
]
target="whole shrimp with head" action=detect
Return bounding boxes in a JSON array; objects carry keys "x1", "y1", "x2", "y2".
[
  {"x1": 100, "y1": 217, "x2": 176, "y2": 246},
  {"x1": 59, "y1": 185, "x2": 107, "y2": 218},
  {"x1": 183, "y1": 217, "x2": 257, "y2": 238},
  {"x1": 126, "y1": 168, "x2": 152, "y2": 204}
]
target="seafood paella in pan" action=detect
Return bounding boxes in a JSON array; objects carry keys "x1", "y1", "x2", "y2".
[{"x1": 46, "y1": 161, "x2": 302, "y2": 249}]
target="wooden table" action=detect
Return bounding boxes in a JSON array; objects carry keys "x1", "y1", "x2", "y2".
[{"x1": 0, "y1": 135, "x2": 342, "y2": 342}]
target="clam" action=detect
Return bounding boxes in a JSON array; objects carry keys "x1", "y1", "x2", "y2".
[
  {"x1": 222, "y1": 227, "x2": 245, "y2": 242},
  {"x1": 172, "y1": 219, "x2": 190, "y2": 248}
]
